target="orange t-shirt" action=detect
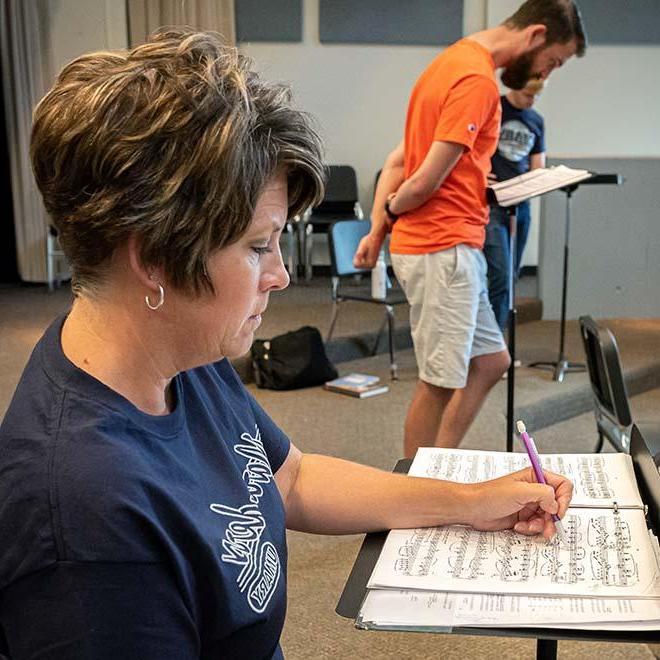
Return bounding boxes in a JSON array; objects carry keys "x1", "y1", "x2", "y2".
[{"x1": 390, "y1": 39, "x2": 501, "y2": 254}]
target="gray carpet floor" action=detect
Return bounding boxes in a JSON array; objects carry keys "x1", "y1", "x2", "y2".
[{"x1": 1, "y1": 279, "x2": 659, "y2": 658}]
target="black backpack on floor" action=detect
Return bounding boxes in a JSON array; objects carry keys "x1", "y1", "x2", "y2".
[{"x1": 251, "y1": 326, "x2": 338, "y2": 390}]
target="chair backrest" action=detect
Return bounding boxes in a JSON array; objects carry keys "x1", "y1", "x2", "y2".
[
  {"x1": 315, "y1": 165, "x2": 359, "y2": 214},
  {"x1": 579, "y1": 315, "x2": 632, "y2": 451},
  {"x1": 328, "y1": 220, "x2": 370, "y2": 278}
]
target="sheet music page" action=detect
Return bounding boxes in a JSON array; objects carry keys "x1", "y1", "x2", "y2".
[
  {"x1": 489, "y1": 165, "x2": 592, "y2": 206},
  {"x1": 358, "y1": 588, "x2": 660, "y2": 630},
  {"x1": 359, "y1": 590, "x2": 660, "y2": 629},
  {"x1": 410, "y1": 448, "x2": 643, "y2": 509},
  {"x1": 368, "y1": 508, "x2": 660, "y2": 598}
]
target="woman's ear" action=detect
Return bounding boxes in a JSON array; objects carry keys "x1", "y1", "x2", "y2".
[{"x1": 127, "y1": 233, "x2": 163, "y2": 292}]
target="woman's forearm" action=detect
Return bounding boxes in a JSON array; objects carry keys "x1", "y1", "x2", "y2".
[{"x1": 284, "y1": 454, "x2": 472, "y2": 535}]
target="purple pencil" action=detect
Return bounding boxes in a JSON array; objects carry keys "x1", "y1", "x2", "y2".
[{"x1": 516, "y1": 420, "x2": 567, "y2": 544}]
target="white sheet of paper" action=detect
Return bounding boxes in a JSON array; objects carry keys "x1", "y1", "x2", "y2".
[
  {"x1": 410, "y1": 448, "x2": 644, "y2": 509},
  {"x1": 368, "y1": 508, "x2": 660, "y2": 599},
  {"x1": 358, "y1": 588, "x2": 660, "y2": 631},
  {"x1": 489, "y1": 165, "x2": 592, "y2": 207}
]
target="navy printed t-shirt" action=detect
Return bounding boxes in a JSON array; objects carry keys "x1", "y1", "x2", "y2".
[
  {"x1": 0, "y1": 315, "x2": 291, "y2": 659},
  {"x1": 491, "y1": 95, "x2": 545, "y2": 183}
]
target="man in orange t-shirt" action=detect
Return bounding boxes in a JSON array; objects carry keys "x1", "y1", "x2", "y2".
[{"x1": 354, "y1": 0, "x2": 586, "y2": 458}]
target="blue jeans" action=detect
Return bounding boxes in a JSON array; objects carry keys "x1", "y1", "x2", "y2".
[{"x1": 483, "y1": 202, "x2": 531, "y2": 331}]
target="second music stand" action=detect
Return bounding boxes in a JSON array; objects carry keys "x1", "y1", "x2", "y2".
[
  {"x1": 488, "y1": 166, "x2": 593, "y2": 450},
  {"x1": 529, "y1": 173, "x2": 623, "y2": 382}
]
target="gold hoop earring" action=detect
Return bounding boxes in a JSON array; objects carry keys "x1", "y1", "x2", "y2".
[{"x1": 145, "y1": 283, "x2": 164, "y2": 310}]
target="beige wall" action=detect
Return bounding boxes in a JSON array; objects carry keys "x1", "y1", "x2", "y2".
[
  {"x1": 45, "y1": 0, "x2": 126, "y2": 77},
  {"x1": 241, "y1": 0, "x2": 660, "y2": 266},
  {"x1": 43, "y1": 0, "x2": 660, "y2": 268},
  {"x1": 241, "y1": 1, "x2": 482, "y2": 215}
]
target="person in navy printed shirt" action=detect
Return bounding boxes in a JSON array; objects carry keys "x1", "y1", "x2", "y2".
[
  {"x1": 485, "y1": 77, "x2": 546, "y2": 331},
  {"x1": 0, "y1": 29, "x2": 572, "y2": 659}
]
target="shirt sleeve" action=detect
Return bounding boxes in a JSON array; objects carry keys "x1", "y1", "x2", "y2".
[
  {"x1": 532, "y1": 115, "x2": 546, "y2": 154},
  {"x1": 0, "y1": 562, "x2": 199, "y2": 660},
  {"x1": 434, "y1": 74, "x2": 500, "y2": 151}
]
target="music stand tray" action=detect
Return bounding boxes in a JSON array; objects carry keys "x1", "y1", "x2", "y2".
[{"x1": 336, "y1": 456, "x2": 660, "y2": 660}]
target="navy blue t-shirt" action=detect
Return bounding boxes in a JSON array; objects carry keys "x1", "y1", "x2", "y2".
[
  {"x1": 491, "y1": 95, "x2": 545, "y2": 183},
  {"x1": 0, "y1": 315, "x2": 291, "y2": 659}
]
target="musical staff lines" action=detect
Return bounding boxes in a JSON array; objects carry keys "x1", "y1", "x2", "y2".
[{"x1": 369, "y1": 508, "x2": 657, "y2": 598}]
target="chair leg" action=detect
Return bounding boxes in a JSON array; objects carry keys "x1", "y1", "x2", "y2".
[
  {"x1": 305, "y1": 224, "x2": 313, "y2": 281},
  {"x1": 594, "y1": 431, "x2": 604, "y2": 453},
  {"x1": 386, "y1": 305, "x2": 398, "y2": 380},
  {"x1": 286, "y1": 222, "x2": 297, "y2": 284},
  {"x1": 327, "y1": 301, "x2": 340, "y2": 342},
  {"x1": 371, "y1": 316, "x2": 387, "y2": 356},
  {"x1": 298, "y1": 210, "x2": 311, "y2": 281}
]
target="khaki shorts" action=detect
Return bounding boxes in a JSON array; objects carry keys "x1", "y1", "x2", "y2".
[{"x1": 392, "y1": 245, "x2": 506, "y2": 389}]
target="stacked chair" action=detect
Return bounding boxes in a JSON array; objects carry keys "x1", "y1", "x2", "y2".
[{"x1": 300, "y1": 165, "x2": 363, "y2": 281}]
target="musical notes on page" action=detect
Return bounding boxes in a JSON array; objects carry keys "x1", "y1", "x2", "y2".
[
  {"x1": 359, "y1": 447, "x2": 659, "y2": 631},
  {"x1": 410, "y1": 448, "x2": 643, "y2": 508},
  {"x1": 488, "y1": 165, "x2": 592, "y2": 207},
  {"x1": 368, "y1": 508, "x2": 659, "y2": 598}
]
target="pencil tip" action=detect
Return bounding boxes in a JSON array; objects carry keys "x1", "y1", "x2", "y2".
[{"x1": 516, "y1": 420, "x2": 526, "y2": 434}]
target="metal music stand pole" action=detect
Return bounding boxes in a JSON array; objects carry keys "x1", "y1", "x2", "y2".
[
  {"x1": 529, "y1": 184, "x2": 585, "y2": 382},
  {"x1": 506, "y1": 205, "x2": 517, "y2": 453}
]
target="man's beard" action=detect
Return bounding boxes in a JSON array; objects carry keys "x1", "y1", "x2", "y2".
[{"x1": 501, "y1": 49, "x2": 538, "y2": 90}]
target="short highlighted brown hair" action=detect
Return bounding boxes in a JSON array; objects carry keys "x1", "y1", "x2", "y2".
[
  {"x1": 505, "y1": 0, "x2": 587, "y2": 57},
  {"x1": 31, "y1": 28, "x2": 325, "y2": 296}
]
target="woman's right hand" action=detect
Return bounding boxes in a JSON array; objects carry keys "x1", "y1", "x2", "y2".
[{"x1": 465, "y1": 468, "x2": 573, "y2": 540}]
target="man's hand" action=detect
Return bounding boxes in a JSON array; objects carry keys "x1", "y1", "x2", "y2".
[
  {"x1": 466, "y1": 468, "x2": 573, "y2": 539},
  {"x1": 487, "y1": 171, "x2": 498, "y2": 184},
  {"x1": 353, "y1": 232, "x2": 385, "y2": 270}
]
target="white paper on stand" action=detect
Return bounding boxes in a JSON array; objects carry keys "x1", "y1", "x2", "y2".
[
  {"x1": 489, "y1": 165, "x2": 592, "y2": 207},
  {"x1": 358, "y1": 588, "x2": 660, "y2": 631}
]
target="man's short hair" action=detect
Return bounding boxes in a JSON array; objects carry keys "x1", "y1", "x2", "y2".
[
  {"x1": 505, "y1": 0, "x2": 587, "y2": 57},
  {"x1": 31, "y1": 28, "x2": 325, "y2": 297}
]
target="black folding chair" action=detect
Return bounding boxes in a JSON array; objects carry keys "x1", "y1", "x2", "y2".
[
  {"x1": 301, "y1": 165, "x2": 363, "y2": 280},
  {"x1": 580, "y1": 315, "x2": 660, "y2": 455},
  {"x1": 580, "y1": 315, "x2": 634, "y2": 452}
]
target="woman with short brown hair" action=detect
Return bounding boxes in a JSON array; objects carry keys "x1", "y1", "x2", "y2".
[{"x1": 0, "y1": 28, "x2": 571, "y2": 659}]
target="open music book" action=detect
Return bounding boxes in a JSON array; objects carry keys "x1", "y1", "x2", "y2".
[
  {"x1": 489, "y1": 165, "x2": 592, "y2": 207},
  {"x1": 359, "y1": 449, "x2": 660, "y2": 631}
]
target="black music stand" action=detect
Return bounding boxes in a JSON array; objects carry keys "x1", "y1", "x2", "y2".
[
  {"x1": 504, "y1": 204, "x2": 518, "y2": 452},
  {"x1": 530, "y1": 174, "x2": 624, "y2": 382},
  {"x1": 336, "y1": 447, "x2": 660, "y2": 660},
  {"x1": 485, "y1": 193, "x2": 543, "y2": 451}
]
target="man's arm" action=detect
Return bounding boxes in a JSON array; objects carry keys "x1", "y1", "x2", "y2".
[
  {"x1": 530, "y1": 152, "x2": 546, "y2": 170},
  {"x1": 353, "y1": 140, "x2": 405, "y2": 269},
  {"x1": 387, "y1": 140, "x2": 464, "y2": 217},
  {"x1": 275, "y1": 445, "x2": 573, "y2": 539}
]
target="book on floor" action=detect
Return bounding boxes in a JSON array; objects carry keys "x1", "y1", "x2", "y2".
[{"x1": 324, "y1": 373, "x2": 388, "y2": 398}]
